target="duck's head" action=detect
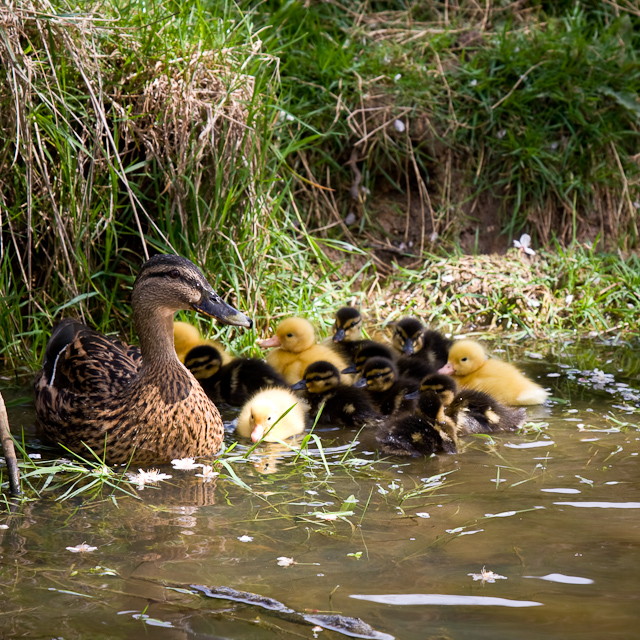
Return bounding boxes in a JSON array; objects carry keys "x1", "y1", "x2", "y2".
[
  {"x1": 419, "y1": 373, "x2": 457, "y2": 406},
  {"x1": 343, "y1": 341, "x2": 395, "y2": 375},
  {"x1": 183, "y1": 344, "x2": 223, "y2": 379},
  {"x1": 438, "y1": 339, "x2": 487, "y2": 377},
  {"x1": 133, "y1": 255, "x2": 252, "y2": 328},
  {"x1": 258, "y1": 317, "x2": 315, "y2": 353},
  {"x1": 245, "y1": 391, "x2": 299, "y2": 443},
  {"x1": 391, "y1": 317, "x2": 425, "y2": 355},
  {"x1": 415, "y1": 388, "x2": 446, "y2": 424},
  {"x1": 333, "y1": 307, "x2": 362, "y2": 343},
  {"x1": 356, "y1": 356, "x2": 397, "y2": 392},
  {"x1": 293, "y1": 361, "x2": 341, "y2": 394}
]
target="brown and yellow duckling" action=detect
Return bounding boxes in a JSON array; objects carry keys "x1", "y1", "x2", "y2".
[
  {"x1": 184, "y1": 343, "x2": 287, "y2": 406},
  {"x1": 376, "y1": 389, "x2": 458, "y2": 457},
  {"x1": 258, "y1": 317, "x2": 349, "y2": 386},
  {"x1": 291, "y1": 361, "x2": 380, "y2": 427},
  {"x1": 330, "y1": 307, "x2": 369, "y2": 363},
  {"x1": 391, "y1": 317, "x2": 452, "y2": 380},
  {"x1": 173, "y1": 320, "x2": 232, "y2": 365},
  {"x1": 354, "y1": 356, "x2": 418, "y2": 416},
  {"x1": 413, "y1": 373, "x2": 527, "y2": 434},
  {"x1": 341, "y1": 340, "x2": 397, "y2": 376},
  {"x1": 438, "y1": 339, "x2": 548, "y2": 406},
  {"x1": 34, "y1": 255, "x2": 252, "y2": 465},
  {"x1": 236, "y1": 388, "x2": 309, "y2": 443}
]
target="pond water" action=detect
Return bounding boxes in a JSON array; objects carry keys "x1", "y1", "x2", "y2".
[{"x1": 1, "y1": 341, "x2": 639, "y2": 640}]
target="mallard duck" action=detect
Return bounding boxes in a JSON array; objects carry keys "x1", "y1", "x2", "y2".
[
  {"x1": 377, "y1": 389, "x2": 458, "y2": 456},
  {"x1": 341, "y1": 340, "x2": 396, "y2": 376},
  {"x1": 438, "y1": 339, "x2": 548, "y2": 406},
  {"x1": 173, "y1": 320, "x2": 233, "y2": 365},
  {"x1": 291, "y1": 361, "x2": 379, "y2": 427},
  {"x1": 236, "y1": 388, "x2": 308, "y2": 442},
  {"x1": 184, "y1": 343, "x2": 286, "y2": 406},
  {"x1": 258, "y1": 317, "x2": 349, "y2": 386},
  {"x1": 34, "y1": 255, "x2": 252, "y2": 465},
  {"x1": 414, "y1": 373, "x2": 527, "y2": 434},
  {"x1": 354, "y1": 357, "x2": 418, "y2": 416},
  {"x1": 391, "y1": 317, "x2": 452, "y2": 373},
  {"x1": 329, "y1": 307, "x2": 369, "y2": 363}
]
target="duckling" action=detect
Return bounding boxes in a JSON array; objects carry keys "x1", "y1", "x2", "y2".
[
  {"x1": 341, "y1": 340, "x2": 396, "y2": 376},
  {"x1": 291, "y1": 361, "x2": 379, "y2": 427},
  {"x1": 330, "y1": 307, "x2": 368, "y2": 363},
  {"x1": 236, "y1": 388, "x2": 309, "y2": 443},
  {"x1": 391, "y1": 317, "x2": 452, "y2": 372},
  {"x1": 438, "y1": 340, "x2": 548, "y2": 406},
  {"x1": 33, "y1": 255, "x2": 252, "y2": 465},
  {"x1": 376, "y1": 389, "x2": 458, "y2": 457},
  {"x1": 184, "y1": 344, "x2": 287, "y2": 406},
  {"x1": 173, "y1": 320, "x2": 232, "y2": 365},
  {"x1": 258, "y1": 317, "x2": 349, "y2": 386},
  {"x1": 354, "y1": 357, "x2": 418, "y2": 416},
  {"x1": 417, "y1": 373, "x2": 527, "y2": 434}
]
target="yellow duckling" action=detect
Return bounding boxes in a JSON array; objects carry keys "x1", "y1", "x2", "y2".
[
  {"x1": 438, "y1": 339, "x2": 548, "y2": 406},
  {"x1": 173, "y1": 320, "x2": 232, "y2": 365},
  {"x1": 236, "y1": 388, "x2": 308, "y2": 443},
  {"x1": 258, "y1": 317, "x2": 349, "y2": 386}
]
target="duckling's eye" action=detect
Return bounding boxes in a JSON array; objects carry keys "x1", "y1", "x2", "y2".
[
  {"x1": 461, "y1": 357, "x2": 468, "y2": 362},
  {"x1": 287, "y1": 333, "x2": 293, "y2": 338},
  {"x1": 169, "y1": 269, "x2": 180, "y2": 279},
  {"x1": 267, "y1": 416, "x2": 272, "y2": 421}
]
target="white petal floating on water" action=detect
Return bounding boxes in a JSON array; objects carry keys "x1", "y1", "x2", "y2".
[
  {"x1": 541, "y1": 488, "x2": 581, "y2": 494},
  {"x1": 469, "y1": 568, "x2": 507, "y2": 582},
  {"x1": 485, "y1": 511, "x2": 517, "y2": 518},
  {"x1": 555, "y1": 502, "x2": 640, "y2": 509},
  {"x1": 66, "y1": 543, "x2": 98, "y2": 553},
  {"x1": 524, "y1": 573, "x2": 593, "y2": 585},
  {"x1": 237, "y1": 535, "x2": 253, "y2": 542},
  {"x1": 350, "y1": 593, "x2": 542, "y2": 607},
  {"x1": 415, "y1": 512, "x2": 430, "y2": 518},
  {"x1": 277, "y1": 557, "x2": 296, "y2": 567},
  {"x1": 504, "y1": 441, "x2": 555, "y2": 449},
  {"x1": 547, "y1": 373, "x2": 561, "y2": 377}
]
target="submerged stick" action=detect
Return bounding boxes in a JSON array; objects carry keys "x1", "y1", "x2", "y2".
[{"x1": 0, "y1": 391, "x2": 21, "y2": 496}]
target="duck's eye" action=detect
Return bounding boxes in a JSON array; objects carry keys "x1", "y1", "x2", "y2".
[
  {"x1": 169, "y1": 269, "x2": 180, "y2": 279},
  {"x1": 267, "y1": 416, "x2": 272, "y2": 421},
  {"x1": 461, "y1": 357, "x2": 468, "y2": 362},
  {"x1": 286, "y1": 333, "x2": 293, "y2": 338}
]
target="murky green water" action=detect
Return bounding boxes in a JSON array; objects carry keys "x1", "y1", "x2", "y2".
[{"x1": 1, "y1": 341, "x2": 639, "y2": 639}]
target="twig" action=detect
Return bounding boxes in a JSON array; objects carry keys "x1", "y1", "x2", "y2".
[
  {"x1": 491, "y1": 60, "x2": 545, "y2": 110},
  {"x1": 0, "y1": 392, "x2": 21, "y2": 496}
]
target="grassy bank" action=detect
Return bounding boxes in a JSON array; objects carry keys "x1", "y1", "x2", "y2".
[{"x1": 0, "y1": 0, "x2": 639, "y2": 370}]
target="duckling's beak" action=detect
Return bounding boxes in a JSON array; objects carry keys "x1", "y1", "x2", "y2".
[
  {"x1": 290, "y1": 380, "x2": 307, "y2": 391},
  {"x1": 193, "y1": 290, "x2": 252, "y2": 328},
  {"x1": 438, "y1": 363, "x2": 455, "y2": 375},
  {"x1": 353, "y1": 377, "x2": 368, "y2": 388},
  {"x1": 404, "y1": 389, "x2": 420, "y2": 400},
  {"x1": 251, "y1": 424, "x2": 265, "y2": 443},
  {"x1": 333, "y1": 328, "x2": 345, "y2": 342},
  {"x1": 403, "y1": 338, "x2": 415, "y2": 355},
  {"x1": 258, "y1": 335, "x2": 280, "y2": 349},
  {"x1": 341, "y1": 364, "x2": 358, "y2": 374}
]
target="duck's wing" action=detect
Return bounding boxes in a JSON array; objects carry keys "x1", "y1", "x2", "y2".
[{"x1": 36, "y1": 318, "x2": 140, "y2": 396}]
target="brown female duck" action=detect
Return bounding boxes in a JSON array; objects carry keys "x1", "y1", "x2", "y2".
[{"x1": 33, "y1": 255, "x2": 252, "y2": 465}]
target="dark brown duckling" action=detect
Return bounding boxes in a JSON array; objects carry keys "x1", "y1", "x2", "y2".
[
  {"x1": 291, "y1": 361, "x2": 380, "y2": 427},
  {"x1": 330, "y1": 307, "x2": 369, "y2": 364},
  {"x1": 33, "y1": 255, "x2": 252, "y2": 465},
  {"x1": 184, "y1": 344, "x2": 287, "y2": 406},
  {"x1": 416, "y1": 373, "x2": 527, "y2": 434},
  {"x1": 392, "y1": 317, "x2": 452, "y2": 372},
  {"x1": 341, "y1": 341, "x2": 397, "y2": 376},
  {"x1": 377, "y1": 389, "x2": 458, "y2": 456},
  {"x1": 354, "y1": 356, "x2": 418, "y2": 416}
]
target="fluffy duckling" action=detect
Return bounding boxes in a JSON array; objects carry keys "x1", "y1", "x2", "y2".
[
  {"x1": 416, "y1": 373, "x2": 527, "y2": 434},
  {"x1": 342, "y1": 341, "x2": 396, "y2": 376},
  {"x1": 291, "y1": 361, "x2": 379, "y2": 427},
  {"x1": 355, "y1": 357, "x2": 418, "y2": 416},
  {"x1": 438, "y1": 340, "x2": 548, "y2": 406},
  {"x1": 330, "y1": 307, "x2": 368, "y2": 363},
  {"x1": 258, "y1": 317, "x2": 349, "y2": 386},
  {"x1": 391, "y1": 317, "x2": 452, "y2": 371},
  {"x1": 236, "y1": 388, "x2": 309, "y2": 443},
  {"x1": 377, "y1": 389, "x2": 458, "y2": 457},
  {"x1": 184, "y1": 344, "x2": 287, "y2": 406},
  {"x1": 173, "y1": 320, "x2": 232, "y2": 365}
]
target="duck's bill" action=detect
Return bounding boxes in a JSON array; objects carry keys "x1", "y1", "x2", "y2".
[
  {"x1": 353, "y1": 377, "x2": 368, "y2": 388},
  {"x1": 258, "y1": 336, "x2": 280, "y2": 349},
  {"x1": 333, "y1": 328, "x2": 345, "y2": 342},
  {"x1": 404, "y1": 389, "x2": 420, "y2": 400},
  {"x1": 437, "y1": 363, "x2": 454, "y2": 375},
  {"x1": 341, "y1": 364, "x2": 358, "y2": 374},
  {"x1": 290, "y1": 380, "x2": 307, "y2": 391},
  {"x1": 193, "y1": 292, "x2": 252, "y2": 328}
]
